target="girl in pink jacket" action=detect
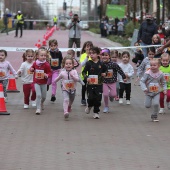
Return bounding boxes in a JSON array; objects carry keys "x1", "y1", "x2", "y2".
[{"x1": 53, "y1": 56, "x2": 80, "y2": 120}]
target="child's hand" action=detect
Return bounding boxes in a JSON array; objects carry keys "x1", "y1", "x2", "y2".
[
  {"x1": 125, "y1": 74, "x2": 129, "y2": 78},
  {"x1": 144, "y1": 89, "x2": 148, "y2": 94},
  {"x1": 15, "y1": 75, "x2": 18, "y2": 79},
  {"x1": 87, "y1": 78, "x2": 90, "y2": 83},
  {"x1": 44, "y1": 73, "x2": 48, "y2": 79},
  {"x1": 70, "y1": 73, "x2": 74, "y2": 78},
  {"x1": 30, "y1": 68, "x2": 34, "y2": 72},
  {"x1": 123, "y1": 78, "x2": 127, "y2": 82},
  {"x1": 17, "y1": 71, "x2": 21, "y2": 76},
  {"x1": 163, "y1": 90, "x2": 167, "y2": 95},
  {"x1": 101, "y1": 73, "x2": 106, "y2": 77}
]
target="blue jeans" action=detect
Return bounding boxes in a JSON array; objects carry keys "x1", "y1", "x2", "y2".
[{"x1": 140, "y1": 42, "x2": 149, "y2": 58}]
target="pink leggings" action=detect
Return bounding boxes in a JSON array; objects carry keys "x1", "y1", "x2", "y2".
[
  {"x1": 103, "y1": 83, "x2": 117, "y2": 107},
  {"x1": 47, "y1": 70, "x2": 60, "y2": 96},
  {"x1": 63, "y1": 91, "x2": 75, "y2": 114},
  {"x1": 160, "y1": 90, "x2": 170, "y2": 108}
]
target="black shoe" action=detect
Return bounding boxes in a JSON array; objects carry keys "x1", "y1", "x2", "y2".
[
  {"x1": 20, "y1": 36, "x2": 22, "y2": 38},
  {"x1": 47, "y1": 85, "x2": 49, "y2": 91},
  {"x1": 81, "y1": 99, "x2": 86, "y2": 106},
  {"x1": 51, "y1": 96, "x2": 56, "y2": 102}
]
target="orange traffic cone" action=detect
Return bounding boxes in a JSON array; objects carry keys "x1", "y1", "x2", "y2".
[
  {"x1": 42, "y1": 38, "x2": 47, "y2": 46},
  {"x1": 37, "y1": 40, "x2": 41, "y2": 48},
  {"x1": 7, "y1": 72, "x2": 20, "y2": 93},
  {"x1": 0, "y1": 84, "x2": 10, "y2": 115}
]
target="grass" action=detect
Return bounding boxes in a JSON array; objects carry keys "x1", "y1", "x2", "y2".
[{"x1": 89, "y1": 27, "x2": 130, "y2": 47}]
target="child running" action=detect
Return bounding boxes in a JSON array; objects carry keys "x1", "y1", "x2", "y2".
[
  {"x1": 80, "y1": 41, "x2": 93, "y2": 106},
  {"x1": 140, "y1": 58, "x2": 167, "y2": 122},
  {"x1": 159, "y1": 53, "x2": 170, "y2": 114},
  {"x1": 17, "y1": 49, "x2": 36, "y2": 109},
  {"x1": 48, "y1": 39, "x2": 63, "y2": 102},
  {"x1": 30, "y1": 48, "x2": 52, "y2": 115},
  {"x1": 118, "y1": 51, "x2": 134, "y2": 104},
  {"x1": 82, "y1": 46, "x2": 107, "y2": 119},
  {"x1": 53, "y1": 56, "x2": 80, "y2": 120},
  {"x1": 137, "y1": 47, "x2": 156, "y2": 77},
  {"x1": 135, "y1": 47, "x2": 156, "y2": 85},
  {"x1": 132, "y1": 42, "x2": 144, "y2": 67},
  {"x1": 101, "y1": 48, "x2": 126, "y2": 113},
  {"x1": 110, "y1": 50, "x2": 121, "y2": 101},
  {"x1": 0, "y1": 49, "x2": 18, "y2": 102},
  {"x1": 67, "y1": 49, "x2": 79, "y2": 69}
]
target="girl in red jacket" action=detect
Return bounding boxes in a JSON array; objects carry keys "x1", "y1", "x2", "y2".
[{"x1": 30, "y1": 49, "x2": 52, "y2": 115}]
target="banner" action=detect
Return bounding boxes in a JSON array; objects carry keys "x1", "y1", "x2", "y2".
[{"x1": 106, "y1": 4, "x2": 126, "y2": 18}]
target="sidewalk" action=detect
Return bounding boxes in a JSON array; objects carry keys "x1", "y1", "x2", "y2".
[{"x1": 0, "y1": 30, "x2": 170, "y2": 170}]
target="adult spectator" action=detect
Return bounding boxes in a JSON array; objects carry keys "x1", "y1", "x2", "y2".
[
  {"x1": 1, "y1": 13, "x2": 9, "y2": 35},
  {"x1": 14, "y1": 11, "x2": 24, "y2": 38},
  {"x1": 67, "y1": 14, "x2": 82, "y2": 57},
  {"x1": 117, "y1": 18, "x2": 124, "y2": 36},
  {"x1": 157, "y1": 39, "x2": 170, "y2": 54},
  {"x1": 137, "y1": 14, "x2": 158, "y2": 57},
  {"x1": 115, "y1": 17, "x2": 119, "y2": 35},
  {"x1": 53, "y1": 16, "x2": 58, "y2": 26}
]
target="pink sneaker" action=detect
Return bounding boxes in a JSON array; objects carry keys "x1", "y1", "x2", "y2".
[
  {"x1": 115, "y1": 97, "x2": 119, "y2": 101},
  {"x1": 68, "y1": 106, "x2": 72, "y2": 112}
]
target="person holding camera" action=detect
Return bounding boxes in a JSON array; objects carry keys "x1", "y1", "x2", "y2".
[{"x1": 67, "y1": 14, "x2": 82, "y2": 57}]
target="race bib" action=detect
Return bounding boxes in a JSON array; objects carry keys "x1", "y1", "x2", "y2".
[
  {"x1": 0, "y1": 69, "x2": 6, "y2": 77},
  {"x1": 35, "y1": 70, "x2": 44, "y2": 79},
  {"x1": 106, "y1": 69, "x2": 113, "y2": 78},
  {"x1": 51, "y1": 59, "x2": 59, "y2": 67},
  {"x1": 64, "y1": 80, "x2": 75, "y2": 90},
  {"x1": 88, "y1": 75, "x2": 98, "y2": 85},
  {"x1": 163, "y1": 73, "x2": 170, "y2": 82},
  {"x1": 149, "y1": 83, "x2": 159, "y2": 93}
]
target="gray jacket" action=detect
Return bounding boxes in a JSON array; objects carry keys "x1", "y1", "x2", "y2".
[
  {"x1": 140, "y1": 70, "x2": 167, "y2": 96},
  {"x1": 137, "y1": 57, "x2": 150, "y2": 77},
  {"x1": 67, "y1": 20, "x2": 82, "y2": 38}
]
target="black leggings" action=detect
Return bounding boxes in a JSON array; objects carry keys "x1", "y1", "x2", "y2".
[
  {"x1": 119, "y1": 82, "x2": 131, "y2": 100},
  {"x1": 81, "y1": 79, "x2": 87, "y2": 100}
]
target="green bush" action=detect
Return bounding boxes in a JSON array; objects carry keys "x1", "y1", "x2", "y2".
[
  {"x1": 125, "y1": 21, "x2": 140, "y2": 37},
  {"x1": 0, "y1": 19, "x2": 3, "y2": 29},
  {"x1": 107, "y1": 35, "x2": 130, "y2": 47},
  {"x1": 89, "y1": 27, "x2": 100, "y2": 34}
]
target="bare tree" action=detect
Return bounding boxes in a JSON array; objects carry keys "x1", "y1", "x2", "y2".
[
  {"x1": 133, "y1": 0, "x2": 136, "y2": 25},
  {"x1": 156, "y1": 0, "x2": 160, "y2": 24}
]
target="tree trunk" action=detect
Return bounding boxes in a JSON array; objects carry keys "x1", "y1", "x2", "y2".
[
  {"x1": 133, "y1": 0, "x2": 136, "y2": 25},
  {"x1": 156, "y1": 0, "x2": 160, "y2": 25},
  {"x1": 140, "y1": 0, "x2": 143, "y2": 23},
  {"x1": 162, "y1": 0, "x2": 165, "y2": 23}
]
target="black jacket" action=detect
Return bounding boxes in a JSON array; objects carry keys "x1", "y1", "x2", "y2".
[{"x1": 137, "y1": 21, "x2": 158, "y2": 44}]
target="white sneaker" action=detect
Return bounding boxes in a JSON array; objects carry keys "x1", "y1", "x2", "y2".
[
  {"x1": 126, "y1": 100, "x2": 130, "y2": 105},
  {"x1": 35, "y1": 109, "x2": 41, "y2": 115},
  {"x1": 103, "y1": 107, "x2": 109, "y2": 113},
  {"x1": 31, "y1": 100, "x2": 36, "y2": 107},
  {"x1": 159, "y1": 108, "x2": 165, "y2": 114},
  {"x1": 119, "y1": 98, "x2": 123, "y2": 104},
  {"x1": 152, "y1": 118, "x2": 159, "y2": 122},
  {"x1": 24, "y1": 104, "x2": 29, "y2": 109},
  {"x1": 85, "y1": 107, "x2": 92, "y2": 114},
  {"x1": 93, "y1": 113, "x2": 100, "y2": 119},
  {"x1": 167, "y1": 102, "x2": 170, "y2": 109},
  {"x1": 64, "y1": 112, "x2": 69, "y2": 119}
]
